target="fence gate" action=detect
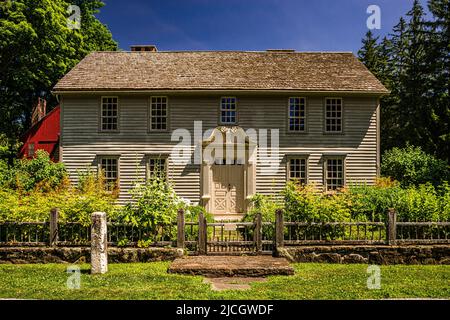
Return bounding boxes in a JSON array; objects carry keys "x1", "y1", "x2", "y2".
[{"x1": 196, "y1": 213, "x2": 273, "y2": 255}]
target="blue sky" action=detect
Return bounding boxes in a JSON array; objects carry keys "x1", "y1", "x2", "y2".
[{"x1": 98, "y1": 0, "x2": 428, "y2": 54}]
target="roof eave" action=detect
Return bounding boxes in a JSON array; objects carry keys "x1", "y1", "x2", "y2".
[{"x1": 53, "y1": 88, "x2": 389, "y2": 96}]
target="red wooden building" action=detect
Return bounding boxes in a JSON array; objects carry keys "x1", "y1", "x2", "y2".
[{"x1": 18, "y1": 98, "x2": 60, "y2": 162}]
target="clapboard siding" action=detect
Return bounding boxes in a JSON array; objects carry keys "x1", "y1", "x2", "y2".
[{"x1": 61, "y1": 94, "x2": 378, "y2": 205}]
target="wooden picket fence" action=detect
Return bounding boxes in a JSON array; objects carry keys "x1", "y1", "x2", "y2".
[{"x1": 0, "y1": 208, "x2": 449, "y2": 255}]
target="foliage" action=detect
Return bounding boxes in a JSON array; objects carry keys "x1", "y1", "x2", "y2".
[
  {"x1": 283, "y1": 182, "x2": 352, "y2": 222},
  {"x1": 243, "y1": 193, "x2": 282, "y2": 223},
  {"x1": 0, "y1": 0, "x2": 117, "y2": 141},
  {"x1": 1, "y1": 150, "x2": 67, "y2": 191},
  {"x1": 358, "y1": 0, "x2": 450, "y2": 162},
  {"x1": 381, "y1": 146, "x2": 449, "y2": 187},
  {"x1": 118, "y1": 176, "x2": 180, "y2": 228},
  {"x1": 244, "y1": 180, "x2": 450, "y2": 223},
  {"x1": 0, "y1": 169, "x2": 118, "y2": 225}
]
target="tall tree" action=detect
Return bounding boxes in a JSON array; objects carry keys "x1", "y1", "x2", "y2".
[
  {"x1": 0, "y1": 0, "x2": 117, "y2": 151},
  {"x1": 358, "y1": 31, "x2": 382, "y2": 78},
  {"x1": 424, "y1": 0, "x2": 450, "y2": 161}
]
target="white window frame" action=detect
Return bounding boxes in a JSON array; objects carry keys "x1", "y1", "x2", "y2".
[
  {"x1": 219, "y1": 97, "x2": 237, "y2": 125},
  {"x1": 97, "y1": 156, "x2": 120, "y2": 191},
  {"x1": 324, "y1": 156, "x2": 345, "y2": 191},
  {"x1": 100, "y1": 96, "x2": 119, "y2": 132},
  {"x1": 287, "y1": 156, "x2": 308, "y2": 185},
  {"x1": 146, "y1": 155, "x2": 168, "y2": 181},
  {"x1": 288, "y1": 97, "x2": 306, "y2": 132},
  {"x1": 149, "y1": 96, "x2": 169, "y2": 132},
  {"x1": 324, "y1": 98, "x2": 343, "y2": 133}
]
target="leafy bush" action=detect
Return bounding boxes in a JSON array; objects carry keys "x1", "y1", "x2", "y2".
[
  {"x1": 2, "y1": 150, "x2": 67, "y2": 191},
  {"x1": 381, "y1": 146, "x2": 449, "y2": 187},
  {"x1": 243, "y1": 193, "x2": 282, "y2": 223},
  {"x1": 0, "y1": 170, "x2": 118, "y2": 225},
  {"x1": 118, "y1": 175, "x2": 180, "y2": 228},
  {"x1": 245, "y1": 180, "x2": 450, "y2": 224},
  {"x1": 283, "y1": 182, "x2": 351, "y2": 222}
]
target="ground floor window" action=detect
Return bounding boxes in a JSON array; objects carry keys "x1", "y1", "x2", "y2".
[
  {"x1": 147, "y1": 157, "x2": 167, "y2": 180},
  {"x1": 324, "y1": 157, "x2": 344, "y2": 190},
  {"x1": 98, "y1": 157, "x2": 119, "y2": 191},
  {"x1": 287, "y1": 157, "x2": 307, "y2": 185}
]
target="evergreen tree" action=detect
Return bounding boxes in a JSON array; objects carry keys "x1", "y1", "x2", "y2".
[
  {"x1": 358, "y1": 31, "x2": 382, "y2": 78},
  {"x1": 424, "y1": 0, "x2": 450, "y2": 161}
]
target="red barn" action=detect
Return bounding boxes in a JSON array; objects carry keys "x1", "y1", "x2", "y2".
[{"x1": 19, "y1": 98, "x2": 60, "y2": 162}]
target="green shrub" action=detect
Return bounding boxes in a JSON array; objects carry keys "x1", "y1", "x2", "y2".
[
  {"x1": 3, "y1": 150, "x2": 67, "y2": 191},
  {"x1": 283, "y1": 181, "x2": 351, "y2": 222},
  {"x1": 381, "y1": 146, "x2": 449, "y2": 187},
  {"x1": 243, "y1": 193, "x2": 282, "y2": 223},
  {"x1": 115, "y1": 173, "x2": 185, "y2": 243},
  {"x1": 0, "y1": 170, "x2": 118, "y2": 225}
]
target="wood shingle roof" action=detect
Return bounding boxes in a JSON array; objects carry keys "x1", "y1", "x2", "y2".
[{"x1": 53, "y1": 51, "x2": 389, "y2": 94}]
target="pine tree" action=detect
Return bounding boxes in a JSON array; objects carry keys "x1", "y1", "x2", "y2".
[
  {"x1": 424, "y1": 0, "x2": 450, "y2": 162},
  {"x1": 358, "y1": 31, "x2": 382, "y2": 77}
]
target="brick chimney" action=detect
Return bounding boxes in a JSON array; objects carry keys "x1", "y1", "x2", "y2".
[
  {"x1": 130, "y1": 45, "x2": 158, "y2": 52},
  {"x1": 31, "y1": 97, "x2": 47, "y2": 126}
]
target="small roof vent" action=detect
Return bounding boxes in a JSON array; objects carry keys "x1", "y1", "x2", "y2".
[
  {"x1": 266, "y1": 49, "x2": 296, "y2": 53},
  {"x1": 130, "y1": 45, "x2": 158, "y2": 52}
]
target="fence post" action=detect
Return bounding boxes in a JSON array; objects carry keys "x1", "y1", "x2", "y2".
[
  {"x1": 177, "y1": 208, "x2": 185, "y2": 249},
  {"x1": 275, "y1": 209, "x2": 284, "y2": 252},
  {"x1": 91, "y1": 212, "x2": 108, "y2": 274},
  {"x1": 49, "y1": 208, "x2": 59, "y2": 246},
  {"x1": 254, "y1": 212, "x2": 262, "y2": 254},
  {"x1": 387, "y1": 208, "x2": 397, "y2": 245},
  {"x1": 198, "y1": 212, "x2": 207, "y2": 255}
]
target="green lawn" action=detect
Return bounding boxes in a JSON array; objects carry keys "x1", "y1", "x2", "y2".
[{"x1": 0, "y1": 262, "x2": 448, "y2": 300}]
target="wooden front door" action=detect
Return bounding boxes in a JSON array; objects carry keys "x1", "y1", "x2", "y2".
[{"x1": 212, "y1": 164, "x2": 244, "y2": 215}]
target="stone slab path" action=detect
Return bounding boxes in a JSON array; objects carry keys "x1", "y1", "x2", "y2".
[
  {"x1": 167, "y1": 255, "x2": 295, "y2": 277},
  {"x1": 203, "y1": 277, "x2": 267, "y2": 291}
]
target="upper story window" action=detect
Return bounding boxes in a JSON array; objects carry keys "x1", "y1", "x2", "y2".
[
  {"x1": 325, "y1": 98, "x2": 343, "y2": 133},
  {"x1": 99, "y1": 156, "x2": 119, "y2": 191},
  {"x1": 288, "y1": 97, "x2": 306, "y2": 132},
  {"x1": 220, "y1": 97, "x2": 237, "y2": 124},
  {"x1": 101, "y1": 97, "x2": 119, "y2": 131},
  {"x1": 324, "y1": 157, "x2": 344, "y2": 191},
  {"x1": 150, "y1": 97, "x2": 168, "y2": 131},
  {"x1": 288, "y1": 157, "x2": 307, "y2": 185},
  {"x1": 147, "y1": 157, "x2": 167, "y2": 180}
]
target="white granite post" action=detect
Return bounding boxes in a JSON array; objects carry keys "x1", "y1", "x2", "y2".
[{"x1": 91, "y1": 212, "x2": 108, "y2": 274}]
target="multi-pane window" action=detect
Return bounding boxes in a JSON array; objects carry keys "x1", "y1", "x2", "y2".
[
  {"x1": 325, "y1": 158, "x2": 344, "y2": 191},
  {"x1": 325, "y1": 98, "x2": 343, "y2": 132},
  {"x1": 220, "y1": 97, "x2": 237, "y2": 124},
  {"x1": 99, "y1": 157, "x2": 119, "y2": 191},
  {"x1": 101, "y1": 97, "x2": 119, "y2": 131},
  {"x1": 288, "y1": 97, "x2": 306, "y2": 132},
  {"x1": 150, "y1": 97, "x2": 168, "y2": 131},
  {"x1": 148, "y1": 157, "x2": 167, "y2": 179},
  {"x1": 28, "y1": 143, "x2": 35, "y2": 157},
  {"x1": 288, "y1": 158, "x2": 307, "y2": 184}
]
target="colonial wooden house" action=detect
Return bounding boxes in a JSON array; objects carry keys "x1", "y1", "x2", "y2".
[{"x1": 53, "y1": 46, "x2": 388, "y2": 220}]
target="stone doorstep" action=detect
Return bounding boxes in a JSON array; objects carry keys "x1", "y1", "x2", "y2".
[
  {"x1": 203, "y1": 277, "x2": 267, "y2": 291},
  {"x1": 167, "y1": 255, "x2": 295, "y2": 277}
]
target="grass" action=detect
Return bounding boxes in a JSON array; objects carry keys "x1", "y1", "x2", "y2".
[{"x1": 0, "y1": 262, "x2": 448, "y2": 300}]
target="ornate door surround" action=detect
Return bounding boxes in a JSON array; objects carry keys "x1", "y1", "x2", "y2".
[{"x1": 200, "y1": 126, "x2": 257, "y2": 217}]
